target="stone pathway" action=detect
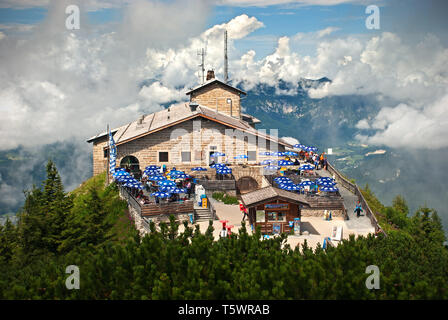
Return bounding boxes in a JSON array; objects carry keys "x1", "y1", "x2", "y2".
[{"x1": 317, "y1": 169, "x2": 374, "y2": 234}]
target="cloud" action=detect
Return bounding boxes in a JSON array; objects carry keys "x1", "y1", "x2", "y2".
[
  {"x1": 226, "y1": 31, "x2": 448, "y2": 149},
  {"x1": 316, "y1": 26, "x2": 340, "y2": 38},
  {"x1": 356, "y1": 94, "x2": 448, "y2": 149},
  {"x1": 0, "y1": 0, "x2": 211, "y2": 150}
]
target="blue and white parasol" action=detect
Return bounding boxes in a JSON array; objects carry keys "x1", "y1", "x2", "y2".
[
  {"x1": 299, "y1": 164, "x2": 315, "y2": 171},
  {"x1": 320, "y1": 186, "x2": 339, "y2": 193},
  {"x1": 151, "y1": 192, "x2": 170, "y2": 198},
  {"x1": 191, "y1": 167, "x2": 207, "y2": 171}
]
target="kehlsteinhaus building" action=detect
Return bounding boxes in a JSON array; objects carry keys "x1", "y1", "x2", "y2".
[{"x1": 87, "y1": 71, "x2": 292, "y2": 193}]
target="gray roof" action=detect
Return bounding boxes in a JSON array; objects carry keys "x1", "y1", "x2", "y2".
[
  {"x1": 185, "y1": 78, "x2": 246, "y2": 96},
  {"x1": 87, "y1": 103, "x2": 291, "y2": 147},
  {"x1": 241, "y1": 186, "x2": 311, "y2": 208},
  {"x1": 241, "y1": 113, "x2": 261, "y2": 124}
]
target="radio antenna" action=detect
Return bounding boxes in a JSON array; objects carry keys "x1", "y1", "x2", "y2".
[{"x1": 224, "y1": 30, "x2": 228, "y2": 84}]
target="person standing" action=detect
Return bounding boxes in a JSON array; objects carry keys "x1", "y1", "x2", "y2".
[
  {"x1": 354, "y1": 201, "x2": 363, "y2": 217},
  {"x1": 220, "y1": 226, "x2": 228, "y2": 239},
  {"x1": 186, "y1": 181, "x2": 192, "y2": 199},
  {"x1": 243, "y1": 206, "x2": 248, "y2": 221}
]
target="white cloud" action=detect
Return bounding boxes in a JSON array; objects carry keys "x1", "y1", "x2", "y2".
[
  {"x1": 355, "y1": 119, "x2": 370, "y2": 129},
  {"x1": 0, "y1": 0, "x2": 211, "y2": 150},
  {"x1": 356, "y1": 94, "x2": 448, "y2": 149},
  {"x1": 316, "y1": 26, "x2": 340, "y2": 38},
  {"x1": 138, "y1": 82, "x2": 184, "y2": 104}
]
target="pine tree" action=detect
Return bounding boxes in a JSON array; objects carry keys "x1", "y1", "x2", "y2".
[
  {"x1": 392, "y1": 195, "x2": 409, "y2": 215},
  {"x1": 0, "y1": 218, "x2": 17, "y2": 263},
  {"x1": 41, "y1": 160, "x2": 73, "y2": 253}
]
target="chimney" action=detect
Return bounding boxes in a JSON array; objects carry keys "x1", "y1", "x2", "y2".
[
  {"x1": 137, "y1": 114, "x2": 144, "y2": 125},
  {"x1": 206, "y1": 70, "x2": 215, "y2": 81},
  {"x1": 189, "y1": 101, "x2": 199, "y2": 112}
]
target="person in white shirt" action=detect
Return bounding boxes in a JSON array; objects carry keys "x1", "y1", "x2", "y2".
[{"x1": 220, "y1": 227, "x2": 228, "y2": 238}]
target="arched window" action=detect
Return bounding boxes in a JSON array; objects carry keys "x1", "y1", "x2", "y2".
[{"x1": 120, "y1": 155, "x2": 140, "y2": 178}]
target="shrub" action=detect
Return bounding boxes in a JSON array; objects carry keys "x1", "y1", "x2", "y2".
[
  {"x1": 212, "y1": 192, "x2": 225, "y2": 201},
  {"x1": 212, "y1": 192, "x2": 239, "y2": 205},
  {"x1": 222, "y1": 195, "x2": 239, "y2": 205}
]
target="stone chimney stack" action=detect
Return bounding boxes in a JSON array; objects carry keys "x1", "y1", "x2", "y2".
[{"x1": 206, "y1": 70, "x2": 215, "y2": 81}]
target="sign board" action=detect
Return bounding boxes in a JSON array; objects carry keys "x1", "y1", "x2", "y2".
[
  {"x1": 327, "y1": 148, "x2": 333, "y2": 155},
  {"x1": 272, "y1": 223, "x2": 281, "y2": 235},
  {"x1": 331, "y1": 226, "x2": 343, "y2": 241},
  {"x1": 202, "y1": 198, "x2": 208, "y2": 208},
  {"x1": 256, "y1": 210, "x2": 265, "y2": 223},
  {"x1": 265, "y1": 203, "x2": 289, "y2": 210},
  {"x1": 294, "y1": 218, "x2": 301, "y2": 235}
]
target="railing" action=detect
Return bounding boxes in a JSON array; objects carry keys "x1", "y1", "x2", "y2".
[
  {"x1": 326, "y1": 162, "x2": 387, "y2": 237},
  {"x1": 141, "y1": 200, "x2": 194, "y2": 217},
  {"x1": 119, "y1": 185, "x2": 194, "y2": 218},
  {"x1": 204, "y1": 191, "x2": 218, "y2": 220},
  {"x1": 119, "y1": 185, "x2": 141, "y2": 216}
]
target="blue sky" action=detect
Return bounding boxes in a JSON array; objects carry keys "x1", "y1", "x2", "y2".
[
  {"x1": 208, "y1": 3, "x2": 372, "y2": 56},
  {"x1": 0, "y1": 1, "x2": 378, "y2": 57},
  {"x1": 1, "y1": 0, "x2": 446, "y2": 56}
]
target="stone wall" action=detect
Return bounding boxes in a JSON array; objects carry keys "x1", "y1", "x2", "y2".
[
  {"x1": 301, "y1": 208, "x2": 344, "y2": 217},
  {"x1": 92, "y1": 136, "x2": 108, "y2": 176},
  {"x1": 190, "y1": 82, "x2": 242, "y2": 118}
]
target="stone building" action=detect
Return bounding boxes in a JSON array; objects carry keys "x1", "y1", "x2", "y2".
[{"x1": 87, "y1": 72, "x2": 292, "y2": 191}]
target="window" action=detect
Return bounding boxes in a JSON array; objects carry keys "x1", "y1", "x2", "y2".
[
  {"x1": 103, "y1": 149, "x2": 108, "y2": 158},
  {"x1": 256, "y1": 210, "x2": 265, "y2": 223},
  {"x1": 247, "y1": 150, "x2": 257, "y2": 162},
  {"x1": 267, "y1": 212, "x2": 277, "y2": 221},
  {"x1": 181, "y1": 151, "x2": 191, "y2": 162},
  {"x1": 277, "y1": 212, "x2": 286, "y2": 222},
  {"x1": 159, "y1": 152, "x2": 169, "y2": 162}
]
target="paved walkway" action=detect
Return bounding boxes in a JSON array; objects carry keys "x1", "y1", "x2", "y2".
[{"x1": 317, "y1": 169, "x2": 374, "y2": 235}]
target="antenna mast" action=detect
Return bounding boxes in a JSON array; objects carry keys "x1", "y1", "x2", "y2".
[
  {"x1": 224, "y1": 30, "x2": 228, "y2": 84},
  {"x1": 197, "y1": 48, "x2": 206, "y2": 84}
]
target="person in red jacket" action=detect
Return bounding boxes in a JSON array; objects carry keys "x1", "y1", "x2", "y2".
[{"x1": 239, "y1": 203, "x2": 248, "y2": 220}]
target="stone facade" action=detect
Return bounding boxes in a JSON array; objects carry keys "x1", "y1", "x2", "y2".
[
  {"x1": 92, "y1": 117, "x2": 285, "y2": 176},
  {"x1": 190, "y1": 82, "x2": 242, "y2": 118},
  {"x1": 92, "y1": 136, "x2": 108, "y2": 176}
]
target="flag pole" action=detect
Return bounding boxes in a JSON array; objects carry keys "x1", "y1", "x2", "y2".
[{"x1": 107, "y1": 123, "x2": 110, "y2": 185}]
